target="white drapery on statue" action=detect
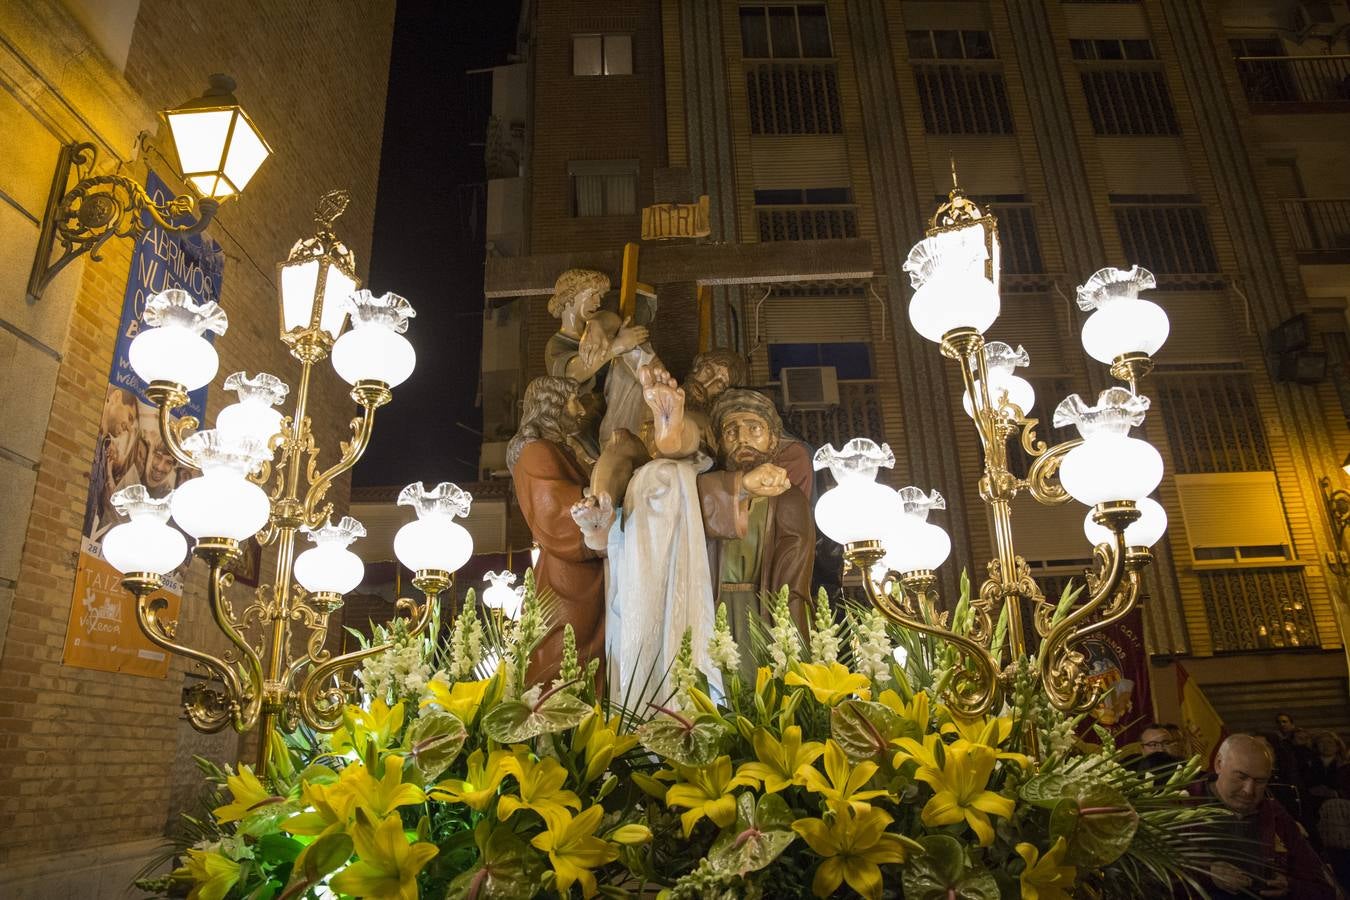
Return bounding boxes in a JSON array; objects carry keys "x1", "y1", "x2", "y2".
[{"x1": 605, "y1": 457, "x2": 721, "y2": 707}]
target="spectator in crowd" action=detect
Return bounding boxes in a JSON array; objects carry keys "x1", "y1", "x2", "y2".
[
  {"x1": 1304, "y1": 732, "x2": 1350, "y2": 838},
  {"x1": 1130, "y1": 722, "x2": 1187, "y2": 784},
  {"x1": 1191, "y1": 734, "x2": 1336, "y2": 899},
  {"x1": 1269, "y1": 712, "x2": 1315, "y2": 819}
]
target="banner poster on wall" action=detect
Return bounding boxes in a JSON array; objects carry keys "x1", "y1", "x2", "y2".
[
  {"x1": 62, "y1": 170, "x2": 225, "y2": 678},
  {"x1": 1079, "y1": 606, "x2": 1154, "y2": 744}
]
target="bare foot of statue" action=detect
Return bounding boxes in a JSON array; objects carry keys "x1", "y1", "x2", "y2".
[
  {"x1": 570, "y1": 492, "x2": 615, "y2": 552},
  {"x1": 641, "y1": 365, "x2": 687, "y2": 456}
]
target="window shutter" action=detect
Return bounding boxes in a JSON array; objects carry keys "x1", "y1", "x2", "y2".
[
  {"x1": 765, "y1": 293, "x2": 871, "y2": 342},
  {"x1": 1174, "y1": 472, "x2": 1293, "y2": 560},
  {"x1": 1002, "y1": 495, "x2": 1095, "y2": 566}
]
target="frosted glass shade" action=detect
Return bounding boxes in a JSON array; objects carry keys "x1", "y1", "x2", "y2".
[
  {"x1": 815, "y1": 479, "x2": 899, "y2": 546},
  {"x1": 1081, "y1": 298, "x2": 1170, "y2": 364},
  {"x1": 394, "y1": 517, "x2": 473, "y2": 573},
  {"x1": 294, "y1": 544, "x2": 365, "y2": 594},
  {"x1": 909, "y1": 272, "x2": 1000, "y2": 344},
  {"x1": 332, "y1": 326, "x2": 416, "y2": 387},
  {"x1": 164, "y1": 75, "x2": 271, "y2": 200},
  {"x1": 171, "y1": 472, "x2": 270, "y2": 540},
  {"x1": 216, "y1": 401, "x2": 283, "y2": 447},
  {"x1": 1084, "y1": 497, "x2": 1168, "y2": 548},
  {"x1": 1059, "y1": 435, "x2": 1164, "y2": 506},
  {"x1": 963, "y1": 374, "x2": 1035, "y2": 418},
  {"x1": 881, "y1": 520, "x2": 951, "y2": 574},
  {"x1": 279, "y1": 259, "x2": 357, "y2": 340},
  {"x1": 129, "y1": 326, "x2": 219, "y2": 390},
  {"x1": 483, "y1": 571, "x2": 524, "y2": 620},
  {"x1": 102, "y1": 520, "x2": 187, "y2": 575}
]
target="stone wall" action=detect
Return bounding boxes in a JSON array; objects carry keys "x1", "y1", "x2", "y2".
[{"x1": 0, "y1": 0, "x2": 394, "y2": 892}]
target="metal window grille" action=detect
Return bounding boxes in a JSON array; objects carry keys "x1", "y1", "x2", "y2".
[
  {"x1": 782, "y1": 380, "x2": 885, "y2": 450},
  {"x1": 1079, "y1": 67, "x2": 1180, "y2": 134},
  {"x1": 756, "y1": 206, "x2": 858, "y2": 241},
  {"x1": 745, "y1": 61, "x2": 843, "y2": 134},
  {"x1": 1153, "y1": 369, "x2": 1273, "y2": 474},
  {"x1": 990, "y1": 203, "x2": 1045, "y2": 274},
  {"x1": 913, "y1": 64, "x2": 1014, "y2": 134},
  {"x1": 1111, "y1": 200, "x2": 1220, "y2": 276},
  {"x1": 1199, "y1": 568, "x2": 1319, "y2": 652},
  {"x1": 1321, "y1": 331, "x2": 1350, "y2": 427},
  {"x1": 1281, "y1": 199, "x2": 1350, "y2": 253},
  {"x1": 1234, "y1": 55, "x2": 1350, "y2": 105}
]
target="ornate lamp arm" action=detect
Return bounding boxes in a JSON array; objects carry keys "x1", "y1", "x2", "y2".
[
  {"x1": 302, "y1": 382, "x2": 391, "y2": 523},
  {"x1": 195, "y1": 541, "x2": 266, "y2": 730},
  {"x1": 850, "y1": 541, "x2": 998, "y2": 717},
  {"x1": 144, "y1": 382, "x2": 201, "y2": 470},
  {"x1": 1024, "y1": 437, "x2": 1081, "y2": 506}
]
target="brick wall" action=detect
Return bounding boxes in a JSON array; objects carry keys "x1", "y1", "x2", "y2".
[{"x1": 0, "y1": 0, "x2": 394, "y2": 876}]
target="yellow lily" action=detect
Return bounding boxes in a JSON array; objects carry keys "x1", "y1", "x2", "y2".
[
  {"x1": 665, "y1": 755, "x2": 759, "y2": 837},
  {"x1": 429, "y1": 747, "x2": 518, "y2": 812},
  {"x1": 497, "y1": 751, "x2": 582, "y2": 829},
  {"x1": 940, "y1": 712, "x2": 1030, "y2": 766},
  {"x1": 792, "y1": 801, "x2": 912, "y2": 900},
  {"x1": 786, "y1": 661, "x2": 872, "y2": 705},
  {"x1": 213, "y1": 765, "x2": 279, "y2": 823},
  {"x1": 420, "y1": 677, "x2": 489, "y2": 724},
  {"x1": 736, "y1": 725, "x2": 826, "y2": 793},
  {"x1": 282, "y1": 778, "x2": 352, "y2": 835},
  {"x1": 577, "y1": 710, "x2": 639, "y2": 784},
  {"x1": 894, "y1": 735, "x2": 1013, "y2": 846},
  {"x1": 531, "y1": 805, "x2": 619, "y2": 899},
  {"x1": 1016, "y1": 837, "x2": 1077, "y2": 900},
  {"x1": 330, "y1": 808, "x2": 438, "y2": 900},
  {"x1": 755, "y1": 666, "x2": 774, "y2": 694},
  {"x1": 333, "y1": 699, "x2": 405, "y2": 756},
  {"x1": 333, "y1": 755, "x2": 427, "y2": 819},
  {"x1": 801, "y1": 739, "x2": 887, "y2": 812},
  {"x1": 878, "y1": 688, "x2": 930, "y2": 733},
  {"x1": 180, "y1": 848, "x2": 241, "y2": 900}
]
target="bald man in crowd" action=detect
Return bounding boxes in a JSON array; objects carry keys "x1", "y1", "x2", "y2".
[{"x1": 1193, "y1": 734, "x2": 1337, "y2": 898}]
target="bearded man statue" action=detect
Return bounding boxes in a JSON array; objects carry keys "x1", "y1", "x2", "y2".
[{"x1": 507, "y1": 375, "x2": 604, "y2": 687}]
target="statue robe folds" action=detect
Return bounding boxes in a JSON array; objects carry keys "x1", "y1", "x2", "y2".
[{"x1": 512, "y1": 439, "x2": 605, "y2": 686}]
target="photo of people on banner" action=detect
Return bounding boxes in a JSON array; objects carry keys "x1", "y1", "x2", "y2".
[{"x1": 63, "y1": 170, "x2": 225, "y2": 679}]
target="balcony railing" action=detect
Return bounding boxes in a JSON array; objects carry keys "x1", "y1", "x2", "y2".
[
  {"x1": 912, "y1": 62, "x2": 1014, "y2": 134},
  {"x1": 1235, "y1": 55, "x2": 1350, "y2": 107},
  {"x1": 782, "y1": 380, "x2": 885, "y2": 451},
  {"x1": 756, "y1": 205, "x2": 858, "y2": 241},
  {"x1": 745, "y1": 61, "x2": 843, "y2": 135},
  {"x1": 1199, "y1": 567, "x2": 1319, "y2": 653},
  {"x1": 1281, "y1": 198, "x2": 1350, "y2": 255},
  {"x1": 1078, "y1": 64, "x2": 1179, "y2": 135}
]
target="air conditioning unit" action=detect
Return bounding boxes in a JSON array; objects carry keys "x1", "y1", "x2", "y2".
[
  {"x1": 781, "y1": 366, "x2": 840, "y2": 410},
  {"x1": 1289, "y1": 1, "x2": 1350, "y2": 36}
]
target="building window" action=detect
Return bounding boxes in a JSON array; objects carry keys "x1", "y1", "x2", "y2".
[
  {"x1": 908, "y1": 32, "x2": 1012, "y2": 134},
  {"x1": 740, "y1": 5, "x2": 832, "y2": 59},
  {"x1": 568, "y1": 160, "x2": 638, "y2": 216},
  {"x1": 1153, "y1": 368, "x2": 1272, "y2": 473},
  {"x1": 1072, "y1": 38, "x2": 1179, "y2": 135},
  {"x1": 755, "y1": 188, "x2": 857, "y2": 241},
  {"x1": 1110, "y1": 195, "x2": 1219, "y2": 276},
  {"x1": 769, "y1": 341, "x2": 872, "y2": 379},
  {"x1": 1199, "y1": 568, "x2": 1318, "y2": 652},
  {"x1": 745, "y1": 61, "x2": 843, "y2": 134},
  {"x1": 573, "y1": 34, "x2": 633, "y2": 76}
]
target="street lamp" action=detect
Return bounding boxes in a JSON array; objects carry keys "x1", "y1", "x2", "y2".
[
  {"x1": 100, "y1": 192, "x2": 468, "y2": 772},
  {"x1": 27, "y1": 74, "x2": 271, "y2": 301},
  {"x1": 814, "y1": 178, "x2": 1170, "y2": 716}
]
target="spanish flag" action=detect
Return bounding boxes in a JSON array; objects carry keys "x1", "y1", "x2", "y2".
[{"x1": 1177, "y1": 663, "x2": 1227, "y2": 766}]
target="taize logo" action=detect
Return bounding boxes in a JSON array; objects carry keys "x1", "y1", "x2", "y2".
[{"x1": 79, "y1": 589, "x2": 122, "y2": 636}]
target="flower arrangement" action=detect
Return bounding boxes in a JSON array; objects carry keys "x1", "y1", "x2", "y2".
[{"x1": 142, "y1": 574, "x2": 1222, "y2": 900}]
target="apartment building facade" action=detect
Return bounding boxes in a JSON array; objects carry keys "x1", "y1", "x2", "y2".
[{"x1": 480, "y1": 0, "x2": 1350, "y2": 733}]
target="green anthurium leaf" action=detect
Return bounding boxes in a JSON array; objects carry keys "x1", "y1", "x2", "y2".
[
  {"x1": 707, "y1": 792, "x2": 797, "y2": 876},
  {"x1": 1049, "y1": 783, "x2": 1138, "y2": 868},
  {"x1": 1019, "y1": 773, "x2": 1082, "y2": 809},
  {"x1": 636, "y1": 712, "x2": 724, "y2": 766},
  {"x1": 445, "y1": 823, "x2": 545, "y2": 900},
  {"x1": 406, "y1": 711, "x2": 468, "y2": 782},
  {"x1": 482, "y1": 690, "x2": 593, "y2": 743},
  {"x1": 278, "y1": 830, "x2": 354, "y2": 900},
  {"x1": 237, "y1": 798, "x2": 301, "y2": 838},
  {"x1": 256, "y1": 833, "x2": 303, "y2": 865},
  {"x1": 902, "y1": 835, "x2": 1000, "y2": 900},
  {"x1": 830, "y1": 699, "x2": 912, "y2": 762}
]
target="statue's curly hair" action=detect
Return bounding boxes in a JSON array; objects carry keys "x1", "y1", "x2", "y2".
[
  {"x1": 547, "y1": 268, "x2": 611, "y2": 319},
  {"x1": 507, "y1": 375, "x2": 581, "y2": 470},
  {"x1": 690, "y1": 348, "x2": 750, "y2": 388}
]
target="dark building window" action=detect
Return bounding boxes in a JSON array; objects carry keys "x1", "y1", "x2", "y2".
[
  {"x1": 769, "y1": 341, "x2": 872, "y2": 379},
  {"x1": 740, "y1": 4, "x2": 832, "y2": 58},
  {"x1": 1111, "y1": 195, "x2": 1220, "y2": 275},
  {"x1": 907, "y1": 30, "x2": 997, "y2": 60},
  {"x1": 745, "y1": 62, "x2": 843, "y2": 134},
  {"x1": 1073, "y1": 39, "x2": 1178, "y2": 135},
  {"x1": 908, "y1": 32, "x2": 1012, "y2": 134},
  {"x1": 572, "y1": 34, "x2": 633, "y2": 76},
  {"x1": 1153, "y1": 369, "x2": 1272, "y2": 473},
  {"x1": 756, "y1": 188, "x2": 858, "y2": 241},
  {"x1": 568, "y1": 160, "x2": 638, "y2": 216},
  {"x1": 1070, "y1": 38, "x2": 1157, "y2": 60}
]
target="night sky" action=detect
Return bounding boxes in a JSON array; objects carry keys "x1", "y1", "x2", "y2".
[{"x1": 353, "y1": 0, "x2": 520, "y2": 487}]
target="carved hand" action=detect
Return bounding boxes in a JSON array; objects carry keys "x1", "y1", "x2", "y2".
[
  {"x1": 609, "y1": 317, "x2": 648, "y2": 357},
  {"x1": 743, "y1": 463, "x2": 789, "y2": 498}
]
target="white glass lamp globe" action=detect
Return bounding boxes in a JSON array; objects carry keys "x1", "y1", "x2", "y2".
[
  {"x1": 963, "y1": 343, "x2": 1034, "y2": 418},
  {"x1": 1076, "y1": 266, "x2": 1169, "y2": 364},
  {"x1": 294, "y1": 516, "x2": 366, "y2": 594},
  {"x1": 332, "y1": 290, "x2": 417, "y2": 387},
  {"x1": 170, "y1": 430, "x2": 272, "y2": 540},
  {"x1": 1084, "y1": 497, "x2": 1168, "y2": 548},
  {"x1": 101, "y1": 486, "x2": 187, "y2": 575},
  {"x1": 909, "y1": 272, "x2": 1000, "y2": 344},
  {"x1": 1059, "y1": 434, "x2": 1163, "y2": 506},
  {"x1": 129, "y1": 289, "x2": 229, "y2": 390},
  {"x1": 963, "y1": 374, "x2": 1035, "y2": 418},
  {"x1": 812, "y1": 439, "x2": 899, "y2": 546},
  {"x1": 880, "y1": 487, "x2": 951, "y2": 573},
  {"x1": 482, "y1": 571, "x2": 524, "y2": 620},
  {"x1": 216, "y1": 372, "x2": 288, "y2": 446},
  {"x1": 393, "y1": 481, "x2": 474, "y2": 573}
]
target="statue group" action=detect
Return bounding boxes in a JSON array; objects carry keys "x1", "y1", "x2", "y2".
[{"x1": 507, "y1": 269, "x2": 816, "y2": 700}]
